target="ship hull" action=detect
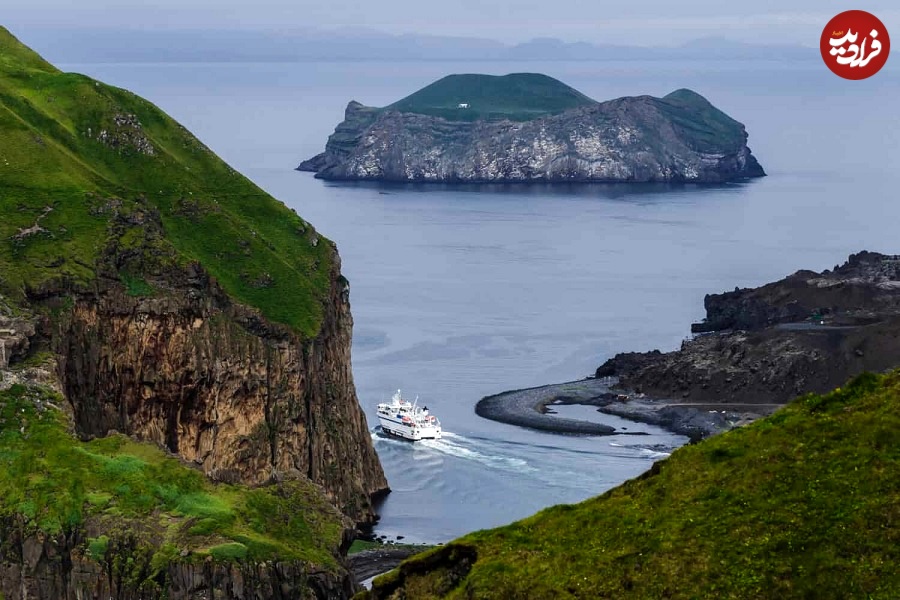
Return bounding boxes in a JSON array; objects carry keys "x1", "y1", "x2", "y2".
[{"x1": 378, "y1": 416, "x2": 441, "y2": 441}]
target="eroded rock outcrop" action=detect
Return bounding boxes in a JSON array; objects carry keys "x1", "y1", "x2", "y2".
[
  {"x1": 597, "y1": 252, "x2": 900, "y2": 406},
  {"x1": 692, "y1": 250, "x2": 900, "y2": 332}
]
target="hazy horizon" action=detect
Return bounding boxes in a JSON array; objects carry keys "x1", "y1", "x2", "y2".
[
  {"x1": 4, "y1": 1, "x2": 898, "y2": 47},
  {"x1": 5, "y1": 24, "x2": 834, "y2": 66}
]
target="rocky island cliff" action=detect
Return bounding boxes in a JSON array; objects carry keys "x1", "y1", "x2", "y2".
[
  {"x1": 0, "y1": 26, "x2": 386, "y2": 598},
  {"x1": 298, "y1": 73, "x2": 765, "y2": 183}
]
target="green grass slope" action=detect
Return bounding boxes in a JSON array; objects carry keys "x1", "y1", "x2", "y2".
[
  {"x1": 0, "y1": 383, "x2": 346, "y2": 572},
  {"x1": 660, "y1": 88, "x2": 747, "y2": 153},
  {"x1": 386, "y1": 73, "x2": 597, "y2": 122},
  {"x1": 0, "y1": 26, "x2": 330, "y2": 336},
  {"x1": 370, "y1": 372, "x2": 900, "y2": 599}
]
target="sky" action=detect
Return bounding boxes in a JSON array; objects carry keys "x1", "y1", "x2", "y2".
[{"x1": 3, "y1": 0, "x2": 899, "y2": 46}]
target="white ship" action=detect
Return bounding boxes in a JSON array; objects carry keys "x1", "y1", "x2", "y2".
[{"x1": 376, "y1": 390, "x2": 442, "y2": 441}]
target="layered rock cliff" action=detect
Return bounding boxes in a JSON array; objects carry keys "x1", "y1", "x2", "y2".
[
  {"x1": 299, "y1": 76, "x2": 765, "y2": 183},
  {"x1": 0, "y1": 377, "x2": 359, "y2": 600},
  {"x1": 48, "y1": 244, "x2": 387, "y2": 521}
]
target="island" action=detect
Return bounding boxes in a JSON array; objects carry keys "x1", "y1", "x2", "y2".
[{"x1": 298, "y1": 73, "x2": 765, "y2": 183}]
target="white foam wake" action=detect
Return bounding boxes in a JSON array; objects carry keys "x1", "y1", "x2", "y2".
[
  {"x1": 373, "y1": 429, "x2": 535, "y2": 474},
  {"x1": 420, "y1": 433, "x2": 535, "y2": 473}
]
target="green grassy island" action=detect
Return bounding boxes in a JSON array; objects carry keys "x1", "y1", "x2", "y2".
[{"x1": 386, "y1": 73, "x2": 597, "y2": 122}]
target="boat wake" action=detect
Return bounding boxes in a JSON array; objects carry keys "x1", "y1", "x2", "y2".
[
  {"x1": 421, "y1": 432, "x2": 536, "y2": 473},
  {"x1": 372, "y1": 429, "x2": 535, "y2": 474}
]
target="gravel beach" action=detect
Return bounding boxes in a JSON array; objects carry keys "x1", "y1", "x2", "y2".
[{"x1": 476, "y1": 378, "x2": 779, "y2": 440}]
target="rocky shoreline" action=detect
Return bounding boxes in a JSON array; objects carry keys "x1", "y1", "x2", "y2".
[
  {"x1": 476, "y1": 378, "x2": 775, "y2": 440},
  {"x1": 478, "y1": 252, "x2": 900, "y2": 441},
  {"x1": 476, "y1": 379, "x2": 616, "y2": 435},
  {"x1": 597, "y1": 251, "x2": 900, "y2": 407}
]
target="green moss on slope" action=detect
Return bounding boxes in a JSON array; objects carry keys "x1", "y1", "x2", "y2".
[
  {"x1": 0, "y1": 26, "x2": 330, "y2": 337},
  {"x1": 0, "y1": 384, "x2": 346, "y2": 571},
  {"x1": 387, "y1": 73, "x2": 597, "y2": 122},
  {"x1": 370, "y1": 372, "x2": 900, "y2": 599}
]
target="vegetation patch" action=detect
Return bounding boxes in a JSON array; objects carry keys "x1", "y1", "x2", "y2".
[
  {"x1": 367, "y1": 371, "x2": 900, "y2": 599},
  {"x1": 0, "y1": 26, "x2": 331, "y2": 337},
  {"x1": 660, "y1": 88, "x2": 746, "y2": 153},
  {"x1": 119, "y1": 272, "x2": 154, "y2": 297},
  {"x1": 386, "y1": 73, "x2": 597, "y2": 122},
  {"x1": 0, "y1": 384, "x2": 347, "y2": 575}
]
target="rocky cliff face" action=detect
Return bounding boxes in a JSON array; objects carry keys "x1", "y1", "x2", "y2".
[
  {"x1": 40, "y1": 247, "x2": 387, "y2": 524},
  {"x1": 1, "y1": 280, "x2": 375, "y2": 599},
  {"x1": 597, "y1": 252, "x2": 900, "y2": 406},
  {"x1": 0, "y1": 514, "x2": 356, "y2": 600},
  {"x1": 692, "y1": 250, "x2": 900, "y2": 332},
  {"x1": 299, "y1": 89, "x2": 765, "y2": 183}
]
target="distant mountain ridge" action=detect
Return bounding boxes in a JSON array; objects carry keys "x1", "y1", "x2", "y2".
[{"x1": 11, "y1": 26, "x2": 816, "y2": 63}]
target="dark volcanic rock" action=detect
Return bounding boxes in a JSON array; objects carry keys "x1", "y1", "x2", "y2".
[
  {"x1": 476, "y1": 381, "x2": 616, "y2": 435},
  {"x1": 594, "y1": 350, "x2": 661, "y2": 378},
  {"x1": 691, "y1": 251, "x2": 900, "y2": 332},
  {"x1": 600, "y1": 252, "x2": 900, "y2": 406},
  {"x1": 299, "y1": 86, "x2": 765, "y2": 183},
  {"x1": 348, "y1": 547, "x2": 426, "y2": 583}
]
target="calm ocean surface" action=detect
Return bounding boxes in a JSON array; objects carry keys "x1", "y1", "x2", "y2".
[{"x1": 62, "y1": 59, "x2": 900, "y2": 543}]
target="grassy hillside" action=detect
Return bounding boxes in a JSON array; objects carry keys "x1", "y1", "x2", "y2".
[
  {"x1": 0, "y1": 382, "x2": 346, "y2": 571},
  {"x1": 368, "y1": 372, "x2": 900, "y2": 599},
  {"x1": 386, "y1": 73, "x2": 597, "y2": 122},
  {"x1": 660, "y1": 88, "x2": 747, "y2": 153},
  {"x1": 0, "y1": 26, "x2": 330, "y2": 337}
]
